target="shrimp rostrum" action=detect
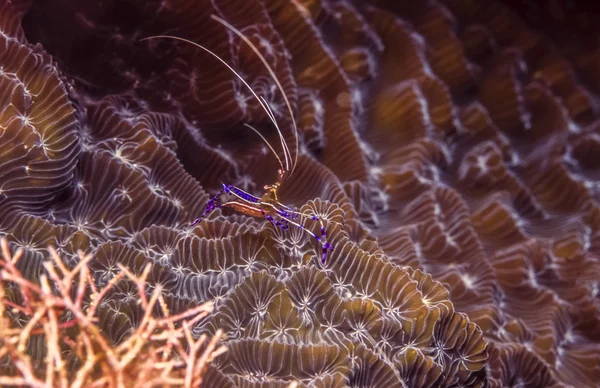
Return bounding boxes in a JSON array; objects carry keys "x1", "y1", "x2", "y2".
[{"x1": 143, "y1": 15, "x2": 333, "y2": 263}]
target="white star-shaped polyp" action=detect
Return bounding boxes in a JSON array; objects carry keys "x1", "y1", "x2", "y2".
[
  {"x1": 113, "y1": 146, "x2": 129, "y2": 163},
  {"x1": 351, "y1": 88, "x2": 364, "y2": 114},
  {"x1": 234, "y1": 174, "x2": 255, "y2": 192},
  {"x1": 476, "y1": 154, "x2": 490, "y2": 174},
  {"x1": 23, "y1": 86, "x2": 32, "y2": 99},
  {"x1": 114, "y1": 186, "x2": 132, "y2": 202},
  {"x1": 19, "y1": 114, "x2": 32, "y2": 127},
  {"x1": 36, "y1": 136, "x2": 50, "y2": 153},
  {"x1": 527, "y1": 266, "x2": 538, "y2": 287},
  {"x1": 172, "y1": 264, "x2": 185, "y2": 277},
  {"x1": 148, "y1": 183, "x2": 167, "y2": 196},
  {"x1": 264, "y1": 96, "x2": 281, "y2": 117},
  {"x1": 234, "y1": 90, "x2": 250, "y2": 113},
  {"x1": 313, "y1": 98, "x2": 324, "y2": 115},
  {"x1": 461, "y1": 273, "x2": 476, "y2": 289},
  {"x1": 73, "y1": 219, "x2": 88, "y2": 232},
  {"x1": 258, "y1": 37, "x2": 274, "y2": 58},
  {"x1": 172, "y1": 197, "x2": 183, "y2": 209}
]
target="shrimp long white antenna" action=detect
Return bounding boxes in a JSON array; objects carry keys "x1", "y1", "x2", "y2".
[
  {"x1": 211, "y1": 14, "x2": 300, "y2": 178},
  {"x1": 140, "y1": 31, "x2": 290, "y2": 173},
  {"x1": 243, "y1": 123, "x2": 285, "y2": 171}
]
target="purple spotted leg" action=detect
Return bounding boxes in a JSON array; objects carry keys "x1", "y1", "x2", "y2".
[
  {"x1": 310, "y1": 214, "x2": 334, "y2": 264},
  {"x1": 265, "y1": 214, "x2": 289, "y2": 230},
  {"x1": 190, "y1": 184, "x2": 231, "y2": 226},
  {"x1": 259, "y1": 208, "x2": 288, "y2": 230},
  {"x1": 275, "y1": 210, "x2": 333, "y2": 264}
]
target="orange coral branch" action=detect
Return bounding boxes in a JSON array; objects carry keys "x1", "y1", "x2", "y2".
[{"x1": 0, "y1": 238, "x2": 226, "y2": 386}]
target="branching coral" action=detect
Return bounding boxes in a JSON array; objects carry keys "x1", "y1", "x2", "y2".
[{"x1": 0, "y1": 238, "x2": 226, "y2": 386}]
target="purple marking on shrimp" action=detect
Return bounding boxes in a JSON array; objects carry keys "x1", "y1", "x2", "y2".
[
  {"x1": 267, "y1": 214, "x2": 290, "y2": 230},
  {"x1": 322, "y1": 242, "x2": 333, "y2": 264},
  {"x1": 150, "y1": 20, "x2": 334, "y2": 264},
  {"x1": 226, "y1": 184, "x2": 261, "y2": 203},
  {"x1": 277, "y1": 209, "x2": 291, "y2": 218},
  {"x1": 193, "y1": 187, "x2": 333, "y2": 263},
  {"x1": 190, "y1": 189, "x2": 225, "y2": 226}
]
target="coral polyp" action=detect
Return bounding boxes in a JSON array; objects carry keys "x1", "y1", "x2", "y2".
[{"x1": 1, "y1": 0, "x2": 600, "y2": 386}]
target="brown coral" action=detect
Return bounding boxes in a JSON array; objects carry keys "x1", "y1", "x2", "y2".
[{"x1": 1, "y1": 0, "x2": 600, "y2": 386}]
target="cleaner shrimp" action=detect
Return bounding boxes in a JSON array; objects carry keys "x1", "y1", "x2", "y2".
[{"x1": 142, "y1": 15, "x2": 334, "y2": 263}]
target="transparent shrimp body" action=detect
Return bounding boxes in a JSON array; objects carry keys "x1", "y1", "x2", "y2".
[{"x1": 146, "y1": 17, "x2": 334, "y2": 263}]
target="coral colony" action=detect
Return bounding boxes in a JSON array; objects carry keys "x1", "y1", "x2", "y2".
[{"x1": 1, "y1": 0, "x2": 600, "y2": 386}]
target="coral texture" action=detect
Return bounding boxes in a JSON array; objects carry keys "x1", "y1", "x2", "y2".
[{"x1": 1, "y1": 0, "x2": 600, "y2": 386}]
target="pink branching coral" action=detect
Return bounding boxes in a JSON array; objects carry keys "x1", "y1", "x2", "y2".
[{"x1": 0, "y1": 238, "x2": 226, "y2": 387}]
